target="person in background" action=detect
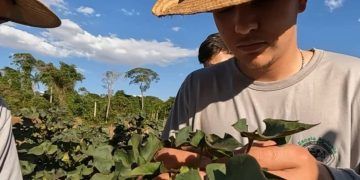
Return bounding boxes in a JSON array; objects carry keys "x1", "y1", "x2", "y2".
[
  {"x1": 198, "y1": 33, "x2": 233, "y2": 67},
  {"x1": 0, "y1": 0, "x2": 60, "y2": 179},
  {"x1": 152, "y1": 0, "x2": 360, "y2": 179}
]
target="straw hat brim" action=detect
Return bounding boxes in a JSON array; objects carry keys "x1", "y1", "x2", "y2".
[
  {"x1": 6, "y1": 0, "x2": 61, "y2": 28},
  {"x1": 152, "y1": 0, "x2": 253, "y2": 17}
]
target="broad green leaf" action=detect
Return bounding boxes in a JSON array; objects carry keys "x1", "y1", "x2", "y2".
[
  {"x1": 19, "y1": 160, "x2": 36, "y2": 175},
  {"x1": 129, "y1": 162, "x2": 161, "y2": 176},
  {"x1": 262, "y1": 119, "x2": 318, "y2": 137},
  {"x1": 190, "y1": 130, "x2": 205, "y2": 147},
  {"x1": 205, "y1": 133, "x2": 242, "y2": 152},
  {"x1": 88, "y1": 145, "x2": 114, "y2": 174},
  {"x1": 114, "y1": 149, "x2": 131, "y2": 168},
  {"x1": 82, "y1": 166, "x2": 93, "y2": 176},
  {"x1": 232, "y1": 118, "x2": 248, "y2": 132},
  {"x1": 240, "y1": 119, "x2": 319, "y2": 145},
  {"x1": 140, "y1": 133, "x2": 162, "y2": 162},
  {"x1": 175, "y1": 126, "x2": 191, "y2": 147},
  {"x1": 115, "y1": 162, "x2": 132, "y2": 178},
  {"x1": 28, "y1": 144, "x2": 45, "y2": 155},
  {"x1": 175, "y1": 169, "x2": 202, "y2": 180},
  {"x1": 205, "y1": 163, "x2": 226, "y2": 180},
  {"x1": 129, "y1": 134, "x2": 142, "y2": 163},
  {"x1": 90, "y1": 173, "x2": 115, "y2": 180},
  {"x1": 46, "y1": 144, "x2": 58, "y2": 155},
  {"x1": 226, "y1": 155, "x2": 266, "y2": 180}
]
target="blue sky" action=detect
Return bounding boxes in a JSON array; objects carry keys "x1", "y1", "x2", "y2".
[{"x1": 0, "y1": 0, "x2": 359, "y2": 100}]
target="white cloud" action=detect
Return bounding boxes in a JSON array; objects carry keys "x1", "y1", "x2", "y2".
[
  {"x1": 172, "y1": 27, "x2": 181, "y2": 32},
  {"x1": 39, "y1": 0, "x2": 72, "y2": 15},
  {"x1": 0, "y1": 25, "x2": 69, "y2": 57},
  {"x1": 358, "y1": 18, "x2": 360, "y2": 22},
  {"x1": 120, "y1": 9, "x2": 140, "y2": 16},
  {"x1": 0, "y1": 20, "x2": 196, "y2": 66},
  {"x1": 40, "y1": 0, "x2": 66, "y2": 9},
  {"x1": 95, "y1": 14, "x2": 101, "y2": 17},
  {"x1": 325, "y1": 0, "x2": 344, "y2": 11},
  {"x1": 77, "y1": 6, "x2": 95, "y2": 16}
]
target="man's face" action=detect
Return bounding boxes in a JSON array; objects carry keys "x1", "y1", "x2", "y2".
[{"x1": 213, "y1": 0, "x2": 306, "y2": 70}]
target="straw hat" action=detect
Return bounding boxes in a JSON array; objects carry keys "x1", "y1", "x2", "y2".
[
  {"x1": 1, "y1": 0, "x2": 61, "y2": 28},
  {"x1": 152, "y1": 0, "x2": 253, "y2": 16}
]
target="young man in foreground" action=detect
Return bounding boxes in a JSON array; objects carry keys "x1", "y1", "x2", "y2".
[
  {"x1": 152, "y1": 0, "x2": 360, "y2": 179},
  {"x1": 198, "y1": 33, "x2": 233, "y2": 67},
  {"x1": 0, "y1": 0, "x2": 60, "y2": 178}
]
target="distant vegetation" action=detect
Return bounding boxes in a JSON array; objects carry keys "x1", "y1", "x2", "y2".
[{"x1": 0, "y1": 53, "x2": 174, "y2": 178}]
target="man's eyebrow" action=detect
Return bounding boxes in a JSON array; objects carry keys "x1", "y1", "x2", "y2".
[{"x1": 12, "y1": 0, "x2": 16, "y2": 5}]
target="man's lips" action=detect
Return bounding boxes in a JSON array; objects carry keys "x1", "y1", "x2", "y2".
[{"x1": 236, "y1": 41, "x2": 268, "y2": 53}]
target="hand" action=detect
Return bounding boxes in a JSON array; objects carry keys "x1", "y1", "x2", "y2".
[
  {"x1": 247, "y1": 143, "x2": 333, "y2": 180},
  {"x1": 154, "y1": 148, "x2": 210, "y2": 180},
  {"x1": 154, "y1": 147, "x2": 211, "y2": 170}
]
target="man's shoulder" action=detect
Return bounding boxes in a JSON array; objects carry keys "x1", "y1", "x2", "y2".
[
  {"x1": 322, "y1": 50, "x2": 360, "y2": 68},
  {"x1": 189, "y1": 58, "x2": 236, "y2": 81}
]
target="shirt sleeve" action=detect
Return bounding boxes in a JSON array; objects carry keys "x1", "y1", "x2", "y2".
[
  {"x1": 325, "y1": 165, "x2": 360, "y2": 180},
  {"x1": 161, "y1": 74, "x2": 195, "y2": 140},
  {"x1": 0, "y1": 99, "x2": 23, "y2": 179}
]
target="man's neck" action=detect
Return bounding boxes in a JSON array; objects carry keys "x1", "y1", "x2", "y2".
[{"x1": 237, "y1": 46, "x2": 307, "y2": 82}]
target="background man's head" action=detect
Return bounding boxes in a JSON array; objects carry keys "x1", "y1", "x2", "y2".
[
  {"x1": 198, "y1": 33, "x2": 233, "y2": 67},
  {"x1": 0, "y1": 0, "x2": 61, "y2": 28}
]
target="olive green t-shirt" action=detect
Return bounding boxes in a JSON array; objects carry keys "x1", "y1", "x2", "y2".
[{"x1": 163, "y1": 49, "x2": 360, "y2": 179}]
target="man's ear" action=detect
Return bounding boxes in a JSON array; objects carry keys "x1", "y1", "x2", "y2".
[{"x1": 298, "y1": 0, "x2": 307, "y2": 13}]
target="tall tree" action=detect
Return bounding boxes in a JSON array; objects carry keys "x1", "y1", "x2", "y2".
[
  {"x1": 11, "y1": 53, "x2": 37, "y2": 92},
  {"x1": 37, "y1": 61, "x2": 84, "y2": 106},
  {"x1": 102, "y1": 71, "x2": 121, "y2": 121},
  {"x1": 125, "y1": 68, "x2": 159, "y2": 111}
]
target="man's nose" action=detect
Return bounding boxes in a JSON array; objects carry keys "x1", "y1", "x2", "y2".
[{"x1": 234, "y1": 6, "x2": 258, "y2": 35}]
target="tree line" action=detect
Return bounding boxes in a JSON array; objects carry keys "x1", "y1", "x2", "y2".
[{"x1": 0, "y1": 53, "x2": 174, "y2": 130}]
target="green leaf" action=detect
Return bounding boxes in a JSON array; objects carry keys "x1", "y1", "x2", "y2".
[
  {"x1": 179, "y1": 166, "x2": 190, "y2": 174},
  {"x1": 205, "y1": 163, "x2": 226, "y2": 180},
  {"x1": 114, "y1": 149, "x2": 131, "y2": 168},
  {"x1": 232, "y1": 118, "x2": 248, "y2": 132},
  {"x1": 86, "y1": 145, "x2": 114, "y2": 174},
  {"x1": 128, "y1": 162, "x2": 161, "y2": 176},
  {"x1": 140, "y1": 133, "x2": 162, "y2": 162},
  {"x1": 46, "y1": 144, "x2": 58, "y2": 155},
  {"x1": 240, "y1": 119, "x2": 319, "y2": 145},
  {"x1": 226, "y1": 154, "x2": 266, "y2": 180},
  {"x1": 129, "y1": 134, "x2": 142, "y2": 163},
  {"x1": 20, "y1": 161, "x2": 36, "y2": 175},
  {"x1": 175, "y1": 126, "x2": 191, "y2": 147},
  {"x1": 175, "y1": 169, "x2": 202, "y2": 180},
  {"x1": 90, "y1": 173, "x2": 115, "y2": 180},
  {"x1": 205, "y1": 133, "x2": 242, "y2": 152},
  {"x1": 190, "y1": 130, "x2": 205, "y2": 147},
  {"x1": 27, "y1": 144, "x2": 45, "y2": 155},
  {"x1": 82, "y1": 166, "x2": 94, "y2": 176}
]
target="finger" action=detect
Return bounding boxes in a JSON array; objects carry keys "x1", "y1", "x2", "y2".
[
  {"x1": 154, "y1": 148, "x2": 211, "y2": 169},
  {"x1": 248, "y1": 144, "x2": 315, "y2": 171},
  {"x1": 253, "y1": 140, "x2": 277, "y2": 147},
  {"x1": 234, "y1": 140, "x2": 277, "y2": 155}
]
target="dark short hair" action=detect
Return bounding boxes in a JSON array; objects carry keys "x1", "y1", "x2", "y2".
[{"x1": 198, "y1": 33, "x2": 231, "y2": 64}]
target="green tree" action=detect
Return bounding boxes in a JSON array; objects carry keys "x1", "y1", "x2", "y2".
[
  {"x1": 11, "y1": 53, "x2": 37, "y2": 92},
  {"x1": 37, "y1": 61, "x2": 84, "y2": 107},
  {"x1": 102, "y1": 71, "x2": 121, "y2": 122},
  {"x1": 125, "y1": 68, "x2": 159, "y2": 111}
]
